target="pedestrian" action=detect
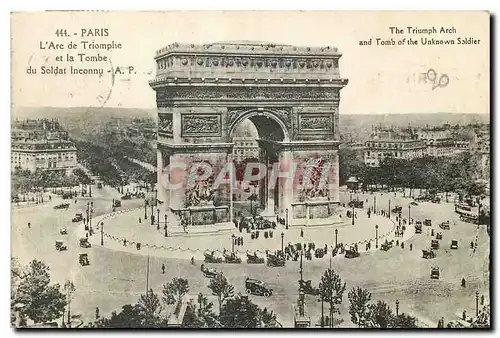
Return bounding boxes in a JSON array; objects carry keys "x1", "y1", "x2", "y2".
[
  {"x1": 481, "y1": 295, "x2": 485, "y2": 305},
  {"x1": 431, "y1": 229, "x2": 434, "y2": 236},
  {"x1": 161, "y1": 263, "x2": 165, "y2": 274},
  {"x1": 410, "y1": 243, "x2": 413, "y2": 251},
  {"x1": 462, "y1": 310, "x2": 467, "y2": 320},
  {"x1": 123, "y1": 239, "x2": 127, "y2": 246},
  {"x1": 139, "y1": 217, "x2": 142, "y2": 224},
  {"x1": 300, "y1": 228, "x2": 304, "y2": 238},
  {"x1": 461, "y1": 278, "x2": 466, "y2": 288},
  {"x1": 27, "y1": 222, "x2": 31, "y2": 229}
]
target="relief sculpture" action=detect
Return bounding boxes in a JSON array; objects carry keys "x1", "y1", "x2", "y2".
[
  {"x1": 158, "y1": 114, "x2": 173, "y2": 134},
  {"x1": 182, "y1": 115, "x2": 221, "y2": 136},
  {"x1": 300, "y1": 115, "x2": 332, "y2": 131},
  {"x1": 303, "y1": 157, "x2": 328, "y2": 199}
]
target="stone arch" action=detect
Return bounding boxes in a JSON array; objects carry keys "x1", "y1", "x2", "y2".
[{"x1": 227, "y1": 108, "x2": 291, "y2": 143}]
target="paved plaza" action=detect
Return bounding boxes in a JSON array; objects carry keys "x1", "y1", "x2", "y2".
[{"x1": 12, "y1": 185, "x2": 490, "y2": 328}]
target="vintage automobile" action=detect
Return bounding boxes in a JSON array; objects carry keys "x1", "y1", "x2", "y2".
[
  {"x1": 200, "y1": 264, "x2": 219, "y2": 278},
  {"x1": 79, "y1": 237, "x2": 92, "y2": 248},
  {"x1": 72, "y1": 213, "x2": 84, "y2": 222},
  {"x1": 431, "y1": 239, "x2": 440, "y2": 250},
  {"x1": 245, "y1": 278, "x2": 273, "y2": 297},
  {"x1": 392, "y1": 206, "x2": 402, "y2": 213},
  {"x1": 415, "y1": 220, "x2": 423, "y2": 227},
  {"x1": 415, "y1": 224, "x2": 423, "y2": 234},
  {"x1": 79, "y1": 253, "x2": 90, "y2": 266},
  {"x1": 430, "y1": 267, "x2": 440, "y2": 279},
  {"x1": 55, "y1": 240, "x2": 67, "y2": 251},
  {"x1": 54, "y1": 203, "x2": 70, "y2": 210},
  {"x1": 380, "y1": 240, "x2": 394, "y2": 252},
  {"x1": 424, "y1": 219, "x2": 432, "y2": 227},
  {"x1": 266, "y1": 253, "x2": 285, "y2": 267},
  {"x1": 422, "y1": 249, "x2": 436, "y2": 259},
  {"x1": 410, "y1": 201, "x2": 419, "y2": 206},
  {"x1": 314, "y1": 248, "x2": 325, "y2": 258},
  {"x1": 436, "y1": 232, "x2": 443, "y2": 240},
  {"x1": 450, "y1": 240, "x2": 459, "y2": 250},
  {"x1": 298, "y1": 279, "x2": 319, "y2": 296},
  {"x1": 348, "y1": 200, "x2": 364, "y2": 208},
  {"x1": 204, "y1": 251, "x2": 223, "y2": 264},
  {"x1": 112, "y1": 200, "x2": 122, "y2": 208},
  {"x1": 59, "y1": 227, "x2": 67, "y2": 235},
  {"x1": 439, "y1": 221, "x2": 450, "y2": 230},
  {"x1": 246, "y1": 253, "x2": 265, "y2": 264},
  {"x1": 223, "y1": 252, "x2": 242, "y2": 264},
  {"x1": 345, "y1": 246, "x2": 360, "y2": 258}
]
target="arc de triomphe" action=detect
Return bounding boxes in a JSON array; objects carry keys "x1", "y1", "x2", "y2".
[{"x1": 149, "y1": 41, "x2": 348, "y2": 228}]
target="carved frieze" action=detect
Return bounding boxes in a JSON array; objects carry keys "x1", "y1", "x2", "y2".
[
  {"x1": 157, "y1": 87, "x2": 339, "y2": 105},
  {"x1": 181, "y1": 114, "x2": 222, "y2": 137},
  {"x1": 158, "y1": 114, "x2": 173, "y2": 135},
  {"x1": 298, "y1": 114, "x2": 333, "y2": 134}
]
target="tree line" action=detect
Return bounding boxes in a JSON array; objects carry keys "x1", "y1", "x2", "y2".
[{"x1": 339, "y1": 149, "x2": 487, "y2": 198}]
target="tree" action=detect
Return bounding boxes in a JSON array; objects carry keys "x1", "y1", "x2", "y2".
[
  {"x1": 94, "y1": 304, "x2": 145, "y2": 328},
  {"x1": 208, "y1": 274, "x2": 234, "y2": 314},
  {"x1": 182, "y1": 293, "x2": 218, "y2": 328},
  {"x1": 219, "y1": 294, "x2": 261, "y2": 328},
  {"x1": 162, "y1": 278, "x2": 189, "y2": 305},
  {"x1": 348, "y1": 287, "x2": 372, "y2": 327},
  {"x1": 137, "y1": 288, "x2": 163, "y2": 327},
  {"x1": 14, "y1": 260, "x2": 66, "y2": 324},
  {"x1": 63, "y1": 280, "x2": 76, "y2": 326},
  {"x1": 367, "y1": 300, "x2": 393, "y2": 328},
  {"x1": 318, "y1": 268, "x2": 346, "y2": 327},
  {"x1": 391, "y1": 313, "x2": 418, "y2": 328}
]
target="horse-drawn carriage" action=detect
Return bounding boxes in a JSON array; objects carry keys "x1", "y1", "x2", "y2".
[
  {"x1": 298, "y1": 279, "x2": 319, "y2": 296},
  {"x1": 422, "y1": 249, "x2": 436, "y2": 259},
  {"x1": 246, "y1": 252, "x2": 265, "y2": 264},
  {"x1": 266, "y1": 253, "x2": 285, "y2": 267},
  {"x1": 223, "y1": 252, "x2": 242, "y2": 264},
  {"x1": 204, "y1": 251, "x2": 223, "y2": 264}
]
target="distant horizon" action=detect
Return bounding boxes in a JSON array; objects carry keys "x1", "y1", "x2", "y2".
[{"x1": 11, "y1": 105, "x2": 491, "y2": 116}]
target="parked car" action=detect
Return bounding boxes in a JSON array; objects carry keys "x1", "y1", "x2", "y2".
[
  {"x1": 424, "y1": 219, "x2": 432, "y2": 227},
  {"x1": 415, "y1": 224, "x2": 422, "y2": 234},
  {"x1": 345, "y1": 246, "x2": 360, "y2": 258},
  {"x1": 436, "y1": 232, "x2": 443, "y2": 240},
  {"x1": 422, "y1": 249, "x2": 436, "y2": 259},
  {"x1": 59, "y1": 227, "x2": 67, "y2": 235},
  {"x1": 55, "y1": 240, "x2": 67, "y2": 251},
  {"x1": 430, "y1": 267, "x2": 440, "y2": 279},
  {"x1": 450, "y1": 240, "x2": 458, "y2": 249},
  {"x1": 72, "y1": 213, "x2": 83, "y2": 222},
  {"x1": 410, "y1": 201, "x2": 419, "y2": 206},
  {"x1": 431, "y1": 239, "x2": 440, "y2": 250},
  {"x1": 204, "y1": 251, "x2": 223, "y2": 263},
  {"x1": 245, "y1": 278, "x2": 273, "y2": 297},
  {"x1": 54, "y1": 203, "x2": 70, "y2": 210},
  {"x1": 266, "y1": 253, "x2": 285, "y2": 267},
  {"x1": 79, "y1": 253, "x2": 90, "y2": 266},
  {"x1": 246, "y1": 253, "x2": 265, "y2": 264},
  {"x1": 79, "y1": 237, "x2": 91, "y2": 248},
  {"x1": 439, "y1": 221, "x2": 450, "y2": 230},
  {"x1": 200, "y1": 264, "x2": 219, "y2": 278}
]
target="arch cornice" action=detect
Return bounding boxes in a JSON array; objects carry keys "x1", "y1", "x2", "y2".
[{"x1": 226, "y1": 108, "x2": 291, "y2": 143}]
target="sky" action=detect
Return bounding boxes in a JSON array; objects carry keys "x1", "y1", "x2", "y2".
[{"x1": 11, "y1": 11, "x2": 490, "y2": 114}]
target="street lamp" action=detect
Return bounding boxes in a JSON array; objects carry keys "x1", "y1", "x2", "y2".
[
  {"x1": 144, "y1": 201, "x2": 148, "y2": 220},
  {"x1": 335, "y1": 229, "x2": 338, "y2": 248},
  {"x1": 375, "y1": 225, "x2": 379, "y2": 248},
  {"x1": 231, "y1": 234, "x2": 236, "y2": 253},
  {"x1": 157, "y1": 208, "x2": 160, "y2": 230},
  {"x1": 476, "y1": 291, "x2": 479, "y2": 317},
  {"x1": 100, "y1": 222, "x2": 104, "y2": 246},
  {"x1": 395, "y1": 299, "x2": 399, "y2": 316},
  {"x1": 299, "y1": 249, "x2": 303, "y2": 281},
  {"x1": 374, "y1": 195, "x2": 377, "y2": 213},
  {"x1": 351, "y1": 205, "x2": 355, "y2": 225},
  {"x1": 388, "y1": 200, "x2": 391, "y2": 219},
  {"x1": 408, "y1": 204, "x2": 411, "y2": 224},
  {"x1": 164, "y1": 214, "x2": 168, "y2": 237},
  {"x1": 281, "y1": 232, "x2": 284, "y2": 253}
]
